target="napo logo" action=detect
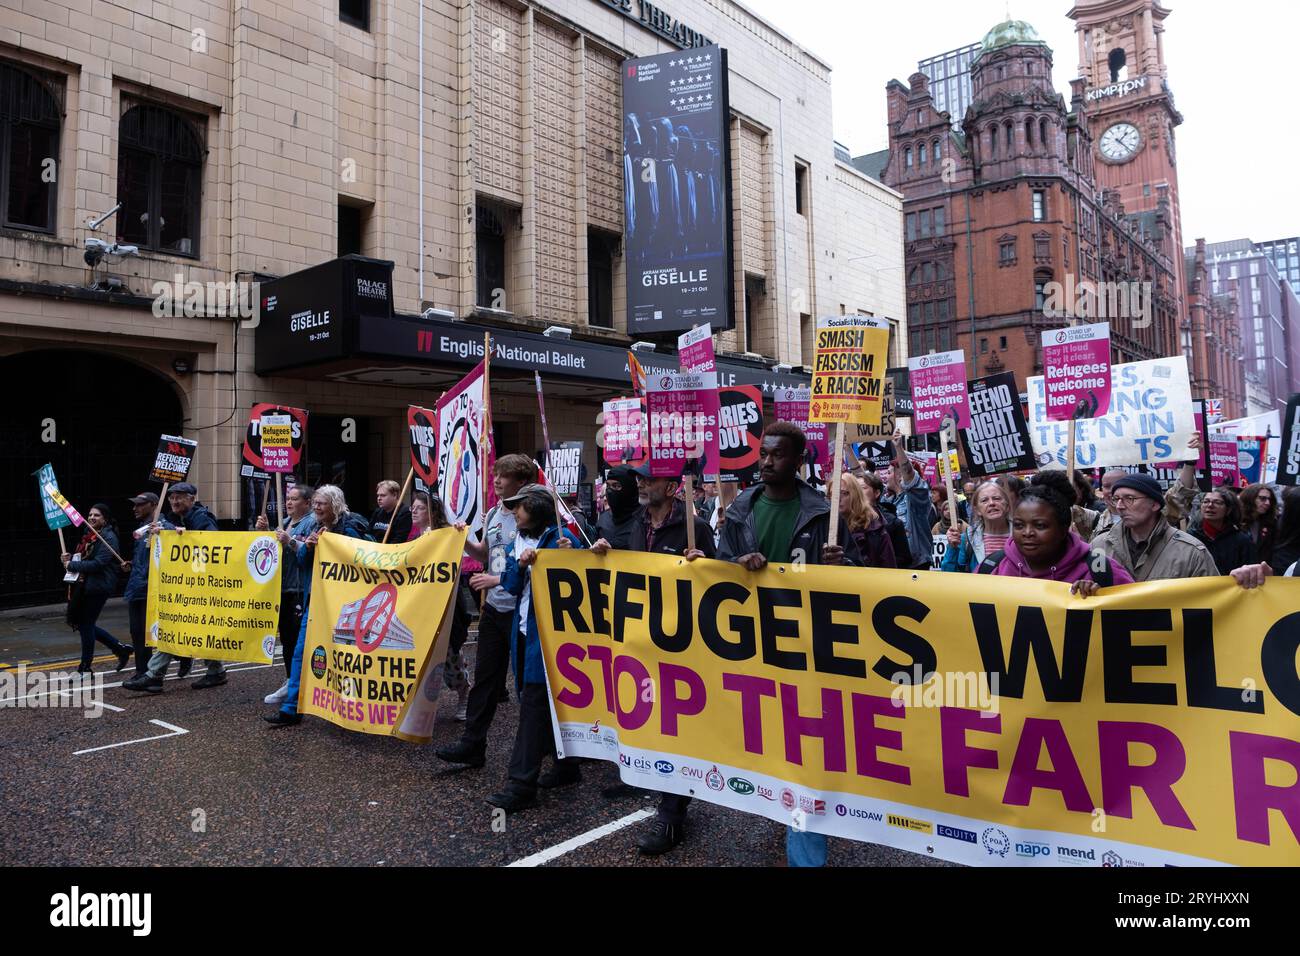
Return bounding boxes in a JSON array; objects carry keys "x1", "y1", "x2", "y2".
[
  {"x1": 653, "y1": 759, "x2": 674, "y2": 776},
  {"x1": 705, "y1": 766, "x2": 725, "y2": 792},
  {"x1": 246, "y1": 535, "x2": 279, "y2": 583},
  {"x1": 727, "y1": 777, "x2": 754, "y2": 795},
  {"x1": 261, "y1": 635, "x2": 276, "y2": 659},
  {"x1": 981, "y1": 827, "x2": 1011, "y2": 857},
  {"x1": 310, "y1": 645, "x2": 328, "y2": 679}
]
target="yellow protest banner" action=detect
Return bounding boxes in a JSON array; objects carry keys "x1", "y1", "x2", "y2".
[
  {"x1": 297, "y1": 527, "x2": 466, "y2": 741},
  {"x1": 810, "y1": 315, "x2": 890, "y2": 426},
  {"x1": 533, "y1": 550, "x2": 1300, "y2": 867},
  {"x1": 146, "y1": 530, "x2": 281, "y2": 663}
]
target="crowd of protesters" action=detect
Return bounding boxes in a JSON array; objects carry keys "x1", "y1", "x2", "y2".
[{"x1": 59, "y1": 422, "x2": 1299, "y2": 868}]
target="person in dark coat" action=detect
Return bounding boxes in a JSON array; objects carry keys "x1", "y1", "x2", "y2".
[
  {"x1": 591, "y1": 461, "x2": 716, "y2": 854},
  {"x1": 838, "y1": 472, "x2": 896, "y2": 568},
  {"x1": 1188, "y1": 488, "x2": 1256, "y2": 575},
  {"x1": 121, "y1": 492, "x2": 159, "y2": 675},
  {"x1": 62, "y1": 503, "x2": 131, "y2": 673},
  {"x1": 860, "y1": 471, "x2": 913, "y2": 569},
  {"x1": 596, "y1": 464, "x2": 642, "y2": 548},
  {"x1": 370, "y1": 479, "x2": 413, "y2": 543},
  {"x1": 485, "y1": 485, "x2": 582, "y2": 812}
]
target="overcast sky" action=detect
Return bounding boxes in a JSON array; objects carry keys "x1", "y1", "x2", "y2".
[{"x1": 738, "y1": 0, "x2": 1296, "y2": 246}]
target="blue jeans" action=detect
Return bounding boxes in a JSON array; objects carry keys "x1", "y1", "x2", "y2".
[
  {"x1": 786, "y1": 827, "x2": 827, "y2": 867},
  {"x1": 281, "y1": 608, "x2": 310, "y2": 715},
  {"x1": 77, "y1": 593, "x2": 127, "y2": 669}
]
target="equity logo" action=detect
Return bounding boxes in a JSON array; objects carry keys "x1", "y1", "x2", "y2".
[{"x1": 937, "y1": 824, "x2": 977, "y2": 844}]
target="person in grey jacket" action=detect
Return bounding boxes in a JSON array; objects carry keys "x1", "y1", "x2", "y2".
[
  {"x1": 255, "y1": 483, "x2": 316, "y2": 704},
  {"x1": 879, "y1": 428, "x2": 932, "y2": 570},
  {"x1": 121, "y1": 492, "x2": 159, "y2": 675},
  {"x1": 62, "y1": 503, "x2": 131, "y2": 673},
  {"x1": 123, "y1": 483, "x2": 227, "y2": 692}
]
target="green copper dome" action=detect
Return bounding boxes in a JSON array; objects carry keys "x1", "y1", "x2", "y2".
[{"x1": 975, "y1": 19, "x2": 1049, "y2": 60}]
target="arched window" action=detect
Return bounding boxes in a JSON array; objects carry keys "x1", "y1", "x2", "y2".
[
  {"x1": 919, "y1": 143, "x2": 927, "y2": 165},
  {"x1": 931, "y1": 139, "x2": 941, "y2": 164},
  {"x1": 1109, "y1": 48, "x2": 1128, "y2": 84},
  {"x1": 905, "y1": 147, "x2": 913, "y2": 169},
  {"x1": 1040, "y1": 117, "x2": 1050, "y2": 151},
  {"x1": 118, "y1": 102, "x2": 205, "y2": 256},
  {"x1": 922, "y1": 261, "x2": 935, "y2": 284},
  {"x1": 1034, "y1": 270, "x2": 1054, "y2": 312},
  {"x1": 1025, "y1": 118, "x2": 1035, "y2": 148},
  {"x1": 908, "y1": 265, "x2": 921, "y2": 286},
  {"x1": 0, "y1": 61, "x2": 62, "y2": 232},
  {"x1": 1005, "y1": 121, "x2": 1014, "y2": 152},
  {"x1": 987, "y1": 126, "x2": 998, "y2": 159}
]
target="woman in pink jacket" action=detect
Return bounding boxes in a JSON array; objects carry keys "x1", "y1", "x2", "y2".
[{"x1": 979, "y1": 471, "x2": 1134, "y2": 597}]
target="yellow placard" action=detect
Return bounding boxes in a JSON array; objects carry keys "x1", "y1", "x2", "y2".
[
  {"x1": 260, "y1": 423, "x2": 293, "y2": 448},
  {"x1": 810, "y1": 318, "x2": 890, "y2": 425},
  {"x1": 533, "y1": 550, "x2": 1300, "y2": 867},
  {"x1": 146, "y1": 530, "x2": 281, "y2": 663},
  {"x1": 297, "y1": 527, "x2": 466, "y2": 741}
]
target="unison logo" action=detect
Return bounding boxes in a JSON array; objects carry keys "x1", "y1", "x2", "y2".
[{"x1": 50, "y1": 886, "x2": 151, "y2": 936}]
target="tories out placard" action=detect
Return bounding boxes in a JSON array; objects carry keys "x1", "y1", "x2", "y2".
[
  {"x1": 908, "y1": 350, "x2": 970, "y2": 435},
  {"x1": 1041, "y1": 323, "x2": 1111, "y2": 421}
]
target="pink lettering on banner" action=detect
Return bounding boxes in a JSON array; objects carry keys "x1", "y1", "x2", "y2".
[
  {"x1": 678, "y1": 324, "x2": 717, "y2": 374},
  {"x1": 603, "y1": 398, "x2": 646, "y2": 466},
  {"x1": 908, "y1": 350, "x2": 970, "y2": 435},
  {"x1": 1229, "y1": 730, "x2": 1300, "y2": 845},
  {"x1": 1042, "y1": 323, "x2": 1112, "y2": 422},
  {"x1": 1098, "y1": 721, "x2": 1194, "y2": 828},
  {"x1": 775, "y1": 387, "x2": 830, "y2": 471},
  {"x1": 646, "y1": 371, "x2": 719, "y2": 478}
]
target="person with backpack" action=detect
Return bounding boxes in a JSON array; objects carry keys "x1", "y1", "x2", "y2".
[
  {"x1": 978, "y1": 471, "x2": 1134, "y2": 595},
  {"x1": 941, "y1": 479, "x2": 1012, "y2": 573},
  {"x1": 264, "y1": 484, "x2": 374, "y2": 726},
  {"x1": 61, "y1": 503, "x2": 132, "y2": 673}
]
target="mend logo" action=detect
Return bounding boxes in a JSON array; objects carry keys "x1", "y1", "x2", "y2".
[
  {"x1": 50, "y1": 887, "x2": 151, "y2": 936},
  {"x1": 1057, "y1": 846, "x2": 1097, "y2": 864}
]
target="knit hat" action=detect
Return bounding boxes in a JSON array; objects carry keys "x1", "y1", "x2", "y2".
[{"x1": 1111, "y1": 473, "x2": 1164, "y2": 506}]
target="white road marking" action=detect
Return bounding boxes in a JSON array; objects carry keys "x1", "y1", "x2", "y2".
[
  {"x1": 8, "y1": 655, "x2": 280, "y2": 703},
  {"x1": 73, "y1": 719, "x2": 189, "y2": 755},
  {"x1": 506, "y1": 808, "x2": 656, "y2": 867}
]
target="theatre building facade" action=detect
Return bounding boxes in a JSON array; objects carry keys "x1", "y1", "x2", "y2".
[{"x1": 0, "y1": 0, "x2": 904, "y2": 605}]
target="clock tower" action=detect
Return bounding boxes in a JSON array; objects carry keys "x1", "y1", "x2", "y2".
[{"x1": 1068, "y1": 0, "x2": 1186, "y2": 322}]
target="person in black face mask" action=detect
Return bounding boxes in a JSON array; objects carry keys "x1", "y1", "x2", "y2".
[{"x1": 596, "y1": 465, "x2": 642, "y2": 549}]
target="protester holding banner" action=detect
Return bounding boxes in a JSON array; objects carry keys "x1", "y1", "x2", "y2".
[
  {"x1": 859, "y1": 472, "x2": 913, "y2": 569},
  {"x1": 838, "y1": 472, "x2": 896, "y2": 569},
  {"x1": 61, "y1": 504, "x2": 132, "y2": 673},
  {"x1": 717, "y1": 422, "x2": 858, "y2": 868},
  {"x1": 263, "y1": 485, "x2": 373, "y2": 725},
  {"x1": 977, "y1": 472, "x2": 1134, "y2": 594},
  {"x1": 1185, "y1": 489, "x2": 1256, "y2": 575},
  {"x1": 1239, "y1": 484, "x2": 1278, "y2": 564},
  {"x1": 1092, "y1": 473, "x2": 1217, "y2": 581},
  {"x1": 121, "y1": 492, "x2": 159, "y2": 675},
  {"x1": 1265, "y1": 486, "x2": 1300, "y2": 576},
  {"x1": 880, "y1": 429, "x2": 932, "y2": 571},
  {"x1": 484, "y1": 484, "x2": 581, "y2": 812},
  {"x1": 369, "y1": 479, "x2": 412, "y2": 544},
  {"x1": 256, "y1": 483, "x2": 315, "y2": 703},
  {"x1": 408, "y1": 491, "x2": 472, "y2": 721},
  {"x1": 590, "y1": 461, "x2": 716, "y2": 855},
  {"x1": 123, "y1": 483, "x2": 223, "y2": 691},
  {"x1": 437, "y1": 454, "x2": 539, "y2": 770},
  {"x1": 941, "y1": 480, "x2": 1012, "y2": 573}
]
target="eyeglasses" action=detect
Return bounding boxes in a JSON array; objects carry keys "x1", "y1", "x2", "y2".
[{"x1": 1111, "y1": 494, "x2": 1151, "y2": 508}]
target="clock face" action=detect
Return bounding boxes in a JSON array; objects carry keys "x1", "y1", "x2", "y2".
[{"x1": 1099, "y1": 122, "x2": 1141, "y2": 163}]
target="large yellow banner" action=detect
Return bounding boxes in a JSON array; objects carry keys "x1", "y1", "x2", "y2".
[
  {"x1": 146, "y1": 530, "x2": 281, "y2": 663},
  {"x1": 533, "y1": 551, "x2": 1300, "y2": 867},
  {"x1": 298, "y1": 527, "x2": 466, "y2": 742}
]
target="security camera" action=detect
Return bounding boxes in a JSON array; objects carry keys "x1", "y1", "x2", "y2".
[
  {"x1": 630, "y1": 341, "x2": 656, "y2": 353},
  {"x1": 422, "y1": 307, "x2": 456, "y2": 321},
  {"x1": 84, "y1": 237, "x2": 139, "y2": 266},
  {"x1": 543, "y1": 326, "x2": 572, "y2": 340}
]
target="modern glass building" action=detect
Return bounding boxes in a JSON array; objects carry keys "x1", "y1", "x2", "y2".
[
  {"x1": 917, "y1": 43, "x2": 981, "y2": 129},
  {"x1": 1256, "y1": 237, "x2": 1300, "y2": 295}
]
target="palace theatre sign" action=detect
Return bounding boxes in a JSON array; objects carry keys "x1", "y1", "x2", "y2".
[{"x1": 595, "y1": 0, "x2": 714, "y2": 49}]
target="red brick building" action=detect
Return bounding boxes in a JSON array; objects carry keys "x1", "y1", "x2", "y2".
[
  {"x1": 1182, "y1": 239, "x2": 1246, "y2": 419},
  {"x1": 859, "y1": 18, "x2": 1181, "y2": 391}
]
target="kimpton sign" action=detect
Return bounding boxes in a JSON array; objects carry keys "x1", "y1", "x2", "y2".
[{"x1": 1086, "y1": 76, "x2": 1148, "y2": 102}]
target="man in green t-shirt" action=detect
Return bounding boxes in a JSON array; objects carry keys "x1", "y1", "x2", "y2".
[{"x1": 717, "y1": 421, "x2": 861, "y2": 867}]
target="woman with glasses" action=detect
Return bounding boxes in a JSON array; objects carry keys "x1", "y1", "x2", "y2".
[{"x1": 1187, "y1": 489, "x2": 1256, "y2": 575}]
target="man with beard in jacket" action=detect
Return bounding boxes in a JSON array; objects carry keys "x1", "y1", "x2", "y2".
[
  {"x1": 718, "y1": 422, "x2": 861, "y2": 867},
  {"x1": 596, "y1": 464, "x2": 642, "y2": 548}
]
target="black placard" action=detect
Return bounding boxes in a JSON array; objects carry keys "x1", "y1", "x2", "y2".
[
  {"x1": 1278, "y1": 393, "x2": 1300, "y2": 486},
  {"x1": 958, "y1": 372, "x2": 1036, "y2": 478}
]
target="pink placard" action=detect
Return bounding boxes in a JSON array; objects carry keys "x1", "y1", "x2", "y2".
[
  {"x1": 1208, "y1": 440, "x2": 1240, "y2": 488},
  {"x1": 647, "y1": 372, "x2": 717, "y2": 477},
  {"x1": 1042, "y1": 323, "x2": 1112, "y2": 422},
  {"x1": 774, "y1": 386, "x2": 830, "y2": 473},
  {"x1": 603, "y1": 398, "x2": 646, "y2": 466},
  {"x1": 908, "y1": 350, "x2": 970, "y2": 435},
  {"x1": 678, "y1": 325, "x2": 717, "y2": 374}
]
